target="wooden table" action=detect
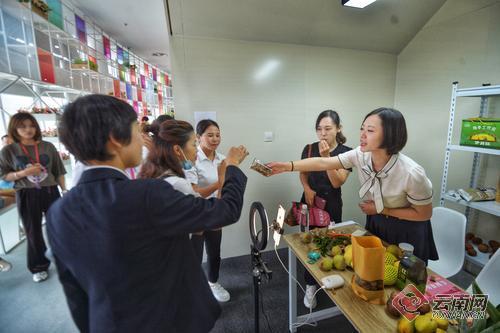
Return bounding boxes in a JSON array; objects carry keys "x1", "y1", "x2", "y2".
[{"x1": 284, "y1": 221, "x2": 458, "y2": 333}]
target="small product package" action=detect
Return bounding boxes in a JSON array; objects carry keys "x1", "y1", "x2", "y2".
[
  {"x1": 250, "y1": 158, "x2": 272, "y2": 177},
  {"x1": 351, "y1": 236, "x2": 385, "y2": 305},
  {"x1": 460, "y1": 118, "x2": 500, "y2": 149},
  {"x1": 458, "y1": 188, "x2": 496, "y2": 202},
  {"x1": 395, "y1": 254, "x2": 427, "y2": 294}
]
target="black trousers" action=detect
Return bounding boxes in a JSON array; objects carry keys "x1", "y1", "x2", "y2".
[
  {"x1": 191, "y1": 229, "x2": 222, "y2": 283},
  {"x1": 16, "y1": 186, "x2": 60, "y2": 273}
]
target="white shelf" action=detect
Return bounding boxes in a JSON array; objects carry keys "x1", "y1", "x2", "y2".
[
  {"x1": 442, "y1": 194, "x2": 500, "y2": 217},
  {"x1": 465, "y1": 242, "x2": 492, "y2": 267},
  {"x1": 447, "y1": 145, "x2": 500, "y2": 156},
  {"x1": 456, "y1": 85, "x2": 500, "y2": 97},
  {"x1": 32, "y1": 113, "x2": 60, "y2": 121},
  {"x1": 42, "y1": 136, "x2": 59, "y2": 144}
]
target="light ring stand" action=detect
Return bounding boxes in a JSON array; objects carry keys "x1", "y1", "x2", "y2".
[
  {"x1": 249, "y1": 202, "x2": 269, "y2": 252},
  {"x1": 249, "y1": 202, "x2": 272, "y2": 333}
]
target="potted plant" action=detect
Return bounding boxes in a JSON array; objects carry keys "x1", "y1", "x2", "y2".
[
  {"x1": 19, "y1": 0, "x2": 51, "y2": 20},
  {"x1": 88, "y1": 59, "x2": 98, "y2": 72},
  {"x1": 71, "y1": 58, "x2": 88, "y2": 70}
]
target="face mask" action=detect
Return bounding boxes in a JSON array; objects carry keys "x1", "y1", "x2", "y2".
[{"x1": 179, "y1": 149, "x2": 193, "y2": 170}]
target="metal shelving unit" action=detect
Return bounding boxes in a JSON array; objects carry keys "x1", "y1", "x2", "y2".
[
  {"x1": 439, "y1": 82, "x2": 500, "y2": 268},
  {"x1": 0, "y1": 0, "x2": 174, "y2": 116}
]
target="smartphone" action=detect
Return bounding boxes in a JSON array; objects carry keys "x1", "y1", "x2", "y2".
[
  {"x1": 273, "y1": 205, "x2": 286, "y2": 246},
  {"x1": 250, "y1": 158, "x2": 272, "y2": 176}
]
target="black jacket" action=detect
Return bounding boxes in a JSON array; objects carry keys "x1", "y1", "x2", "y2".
[{"x1": 47, "y1": 166, "x2": 247, "y2": 333}]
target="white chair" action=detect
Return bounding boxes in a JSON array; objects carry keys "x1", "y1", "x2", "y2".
[
  {"x1": 467, "y1": 250, "x2": 500, "y2": 306},
  {"x1": 427, "y1": 207, "x2": 466, "y2": 278}
]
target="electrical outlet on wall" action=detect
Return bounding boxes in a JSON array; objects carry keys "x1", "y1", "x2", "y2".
[{"x1": 264, "y1": 131, "x2": 273, "y2": 142}]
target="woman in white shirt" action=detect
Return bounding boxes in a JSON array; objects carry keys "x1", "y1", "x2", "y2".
[
  {"x1": 139, "y1": 119, "x2": 200, "y2": 196},
  {"x1": 269, "y1": 108, "x2": 438, "y2": 264},
  {"x1": 185, "y1": 120, "x2": 230, "y2": 303}
]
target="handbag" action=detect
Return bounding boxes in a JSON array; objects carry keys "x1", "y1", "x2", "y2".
[
  {"x1": 286, "y1": 144, "x2": 331, "y2": 227},
  {"x1": 289, "y1": 201, "x2": 330, "y2": 227}
]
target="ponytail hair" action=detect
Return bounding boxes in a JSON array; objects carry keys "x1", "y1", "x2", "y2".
[{"x1": 139, "y1": 120, "x2": 194, "y2": 179}]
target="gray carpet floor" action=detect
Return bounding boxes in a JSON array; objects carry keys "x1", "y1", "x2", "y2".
[{"x1": 0, "y1": 241, "x2": 475, "y2": 333}]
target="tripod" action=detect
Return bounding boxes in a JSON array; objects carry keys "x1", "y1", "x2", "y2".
[
  {"x1": 251, "y1": 245, "x2": 272, "y2": 333},
  {"x1": 249, "y1": 202, "x2": 285, "y2": 333}
]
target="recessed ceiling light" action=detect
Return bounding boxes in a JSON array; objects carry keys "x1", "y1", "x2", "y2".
[{"x1": 342, "y1": 0, "x2": 377, "y2": 8}]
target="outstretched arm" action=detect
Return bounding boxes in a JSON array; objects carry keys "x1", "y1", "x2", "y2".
[{"x1": 267, "y1": 156, "x2": 344, "y2": 175}]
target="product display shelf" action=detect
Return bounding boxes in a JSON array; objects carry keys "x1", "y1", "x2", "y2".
[
  {"x1": 447, "y1": 144, "x2": 500, "y2": 156},
  {"x1": 0, "y1": 0, "x2": 174, "y2": 114},
  {"x1": 42, "y1": 136, "x2": 59, "y2": 144},
  {"x1": 30, "y1": 4, "x2": 120, "y2": 77},
  {"x1": 465, "y1": 243, "x2": 492, "y2": 267},
  {"x1": 32, "y1": 112, "x2": 60, "y2": 122},
  {"x1": 439, "y1": 82, "x2": 500, "y2": 268},
  {"x1": 442, "y1": 194, "x2": 500, "y2": 217},
  {"x1": 0, "y1": 71, "x2": 83, "y2": 97},
  {"x1": 456, "y1": 85, "x2": 500, "y2": 97}
]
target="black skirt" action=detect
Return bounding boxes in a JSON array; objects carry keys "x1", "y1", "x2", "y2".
[{"x1": 365, "y1": 214, "x2": 439, "y2": 264}]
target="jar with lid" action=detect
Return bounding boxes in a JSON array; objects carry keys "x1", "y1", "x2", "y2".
[{"x1": 395, "y1": 242, "x2": 427, "y2": 293}]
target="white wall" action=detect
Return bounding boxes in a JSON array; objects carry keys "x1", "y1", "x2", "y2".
[
  {"x1": 394, "y1": 0, "x2": 500, "y2": 243},
  {"x1": 171, "y1": 36, "x2": 397, "y2": 258}
]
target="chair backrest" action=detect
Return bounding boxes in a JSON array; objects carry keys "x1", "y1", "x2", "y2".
[
  {"x1": 473, "y1": 249, "x2": 500, "y2": 306},
  {"x1": 428, "y1": 207, "x2": 467, "y2": 277}
]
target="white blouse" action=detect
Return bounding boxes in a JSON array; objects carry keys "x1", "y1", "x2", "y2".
[
  {"x1": 337, "y1": 146, "x2": 433, "y2": 213},
  {"x1": 185, "y1": 147, "x2": 226, "y2": 199},
  {"x1": 164, "y1": 176, "x2": 200, "y2": 197}
]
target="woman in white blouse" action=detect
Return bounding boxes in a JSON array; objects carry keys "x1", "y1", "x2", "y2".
[
  {"x1": 139, "y1": 119, "x2": 200, "y2": 195},
  {"x1": 185, "y1": 119, "x2": 231, "y2": 302},
  {"x1": 269, "y1": 108, "x2": 438, "y2": 264}
]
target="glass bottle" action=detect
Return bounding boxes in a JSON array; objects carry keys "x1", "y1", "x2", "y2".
[{"x1": 396, "y1": 243, "x2": 428, "y2": 294}]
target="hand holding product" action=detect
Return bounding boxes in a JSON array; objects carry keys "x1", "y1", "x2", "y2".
[{"x1": 250, "y1": 159, "x2": 272, "y2": 177}]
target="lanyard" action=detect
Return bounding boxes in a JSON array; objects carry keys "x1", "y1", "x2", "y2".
[{"x1": 19, "y1": 143, "x2": 40, "y2": 165}]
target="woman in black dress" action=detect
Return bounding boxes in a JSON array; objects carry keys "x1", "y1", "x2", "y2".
[{"x1": 300, "y1": 110, "x2": 352, "y2": 309}]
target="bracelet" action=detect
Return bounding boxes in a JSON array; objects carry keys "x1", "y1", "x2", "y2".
[
  {"x1": 14, "y1": 172, "x2": 18, "y2": 179},
  {"x1": 290, "y1": 161, "x2": 294, "y2": 172}
]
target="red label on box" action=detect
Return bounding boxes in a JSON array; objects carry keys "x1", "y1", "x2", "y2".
[{"x1": 425, "y1": 274, "x2": 468, "y2": 302}]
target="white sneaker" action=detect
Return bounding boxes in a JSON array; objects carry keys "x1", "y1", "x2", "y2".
[
  {"x1": 304, "y1": 285, "x2": 317, "y2": 309},
  {"x1": 33, "y1": 271, "x2": 48, "y2": 283},
  {"x1": 209, "y1": 282, "x2": 230, "y2": 302},
  {"x1": 0, "y1": 258, "x2": 12, "y2": 272}
]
